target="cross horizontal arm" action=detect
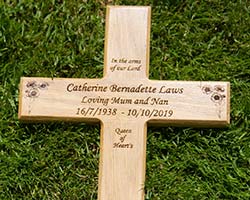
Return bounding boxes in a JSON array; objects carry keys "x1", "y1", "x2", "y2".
[{"x1": 19, "y1": 77, "x2": 229, "y2": 127}]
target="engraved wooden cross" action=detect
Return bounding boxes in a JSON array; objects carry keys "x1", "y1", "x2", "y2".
[{"x1": 19, "y1": 6, "x2": 230, "y2": 200}]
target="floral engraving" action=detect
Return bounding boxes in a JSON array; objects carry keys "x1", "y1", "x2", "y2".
[
  {"x1": 25, "y1": 81, "x2": 49, "y2": 98},
  {"x1": 202, "y1": 85, "x2": 226, "y2": 118},
  {"x1": 202, "y1": 85, "x2": 226, "y2": 104}
]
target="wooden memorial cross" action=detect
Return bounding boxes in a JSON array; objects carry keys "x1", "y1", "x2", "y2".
[{"x1": 19, "y1": 6, "x2": 230, "y2": 200}]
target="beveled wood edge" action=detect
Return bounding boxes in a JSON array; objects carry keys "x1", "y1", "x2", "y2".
[
  {"x1": 18, "y1": 77, "x2": 24, "y2": 120},
  {"x1": 227, "y1": 82, "x2": 230, "y2": 125}
]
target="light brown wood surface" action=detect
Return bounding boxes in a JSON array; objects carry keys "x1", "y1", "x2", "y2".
[{"x1": 19, "y1": 6, "x2": 230, "y2": 200}]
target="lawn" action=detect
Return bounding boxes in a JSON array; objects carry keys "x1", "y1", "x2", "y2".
[{"x1": 0, "y1": 0, "x2": 250, "y2": 199}]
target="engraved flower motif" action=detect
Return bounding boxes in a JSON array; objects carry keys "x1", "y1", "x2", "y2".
[
  {"x1": 211, "y1": 93, "x2": 226, "y2": 104},
  {"x1": 202, "y1": 85, "x2": 213, "y2": 94},
  {"x1": 202, "y1": 84, "x2": 226, "y2": 105},
  {"x1": 38, "y1": 82, "x2": 49, "y2": 90},
  {"x1": 25, "y1": 81, "x2": 49, "y2": 98},
  {"x1": 26, "y1": 88, "x2": 40, "y2": 98},
  {"x1": 201, "y1": 84, "x2": 226, "y2": 119},
  {"x1": 214, "y1": 85, "x2": 225, "y2": 92},
  {"x1": 26, "y1": 81, "x2": 37, "y2": 88}
]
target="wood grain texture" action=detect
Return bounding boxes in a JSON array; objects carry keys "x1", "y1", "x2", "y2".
[
  {"x1": 19, "y1": 77, "x2": 229, "y2": 126},
  {"x1": 99, "y1": 120, "x2": 147, "y2": 200},
  {"x1": 18, "y1": 6, "x2": 230, "y2": 200},
  {"x1": 104, "y1": 6, "x2": 150, "y2": 80}
]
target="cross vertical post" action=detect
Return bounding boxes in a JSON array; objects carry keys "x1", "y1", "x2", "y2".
[
  {"x1": 99, "y1": 7, "x2": 151, "y2": 199},
  {"x1": 19, "y1": 6, "x2": 230, "y2": 200}
]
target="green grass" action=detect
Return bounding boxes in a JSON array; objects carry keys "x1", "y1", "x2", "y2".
[{"x1": 1, "y1": 0, "x2": 250, "y2": 199}]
